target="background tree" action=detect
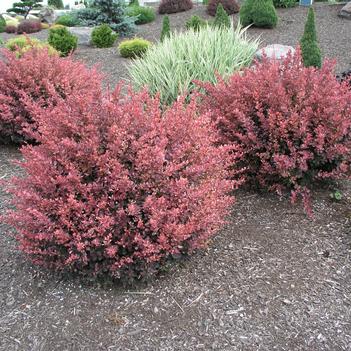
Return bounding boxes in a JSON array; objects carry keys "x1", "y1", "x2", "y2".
[
  {"x1": 7, "y1": 0, "x2": 43, "y2": 19},
  {"x1": 48, "y1": 0, "x2": 64, "y2": 9},
  {"x1": 213, "y1": 4, "x2": 230, "y2": 28},
  {"x1": 300, "y1": 7, "x2": 322, "y2": 68},
  {"x1": 160, "y1": 15, "x2": 170, "y2": 41}
]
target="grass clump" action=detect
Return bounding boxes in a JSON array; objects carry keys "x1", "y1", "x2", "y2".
[{"x1": 129, "y1": 24, "x2": 259, "y2": 104}]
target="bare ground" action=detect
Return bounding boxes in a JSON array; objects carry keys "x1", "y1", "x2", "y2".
[
  {"x1": 1, "y1": 3, "x2": 351, "y2": 350},
  {"x1": 1, "y1": 145, "x2": 351, "y2": 351}
]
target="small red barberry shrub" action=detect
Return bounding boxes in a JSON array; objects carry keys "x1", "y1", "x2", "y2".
[
  {"x1": 158, "y1": 0, "x2": 193, "y2": 14},
  {"x1": 0, "y1": 47, "x2": 102, "y2": 144},
  {"x1": 17, "y1": 20, "x2": 42, "y2": 34},
  {"x1": 199, "y1": 51, "x2": 351, "y2": 214},
  {"x1": 207, "y1": 0, "x2": 240, "y2": 16},
  {"x1": 4, "y1": 87, "x2": 237, "y2": 280},
  {"x1": 5, "y1": 25, "x2": 17, "y2": 33}
]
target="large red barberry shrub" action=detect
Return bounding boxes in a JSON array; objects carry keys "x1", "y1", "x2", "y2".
[
  {"x1": 199, "y1": 51, "x2": 351, "y2": 214},
  {"x1": 207, "y1": 0, "x2": 240, "y2": 16},
  {"x1": 0, "y1": 46, "x2": 102, "y2": 144},
  {"x1": 4, "y1": 87, "x2": 237, "y2": 280},
  {"x1": 158, "y1": 0, "x2": 193, "y2": 14}
]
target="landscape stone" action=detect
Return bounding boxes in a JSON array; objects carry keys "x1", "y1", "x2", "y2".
[
  {"x1": 338, "y1": 2, "x2": 351, "y2": 19},
  {"x1": 255, "y1": 44, "x2": 295, "y2": 62},
  {"x1": 68, "y1": 27, "x2": 94, "y2": 46},
  {"x1": 38, "y1": 6, "x2": 56, "y2": 24}
]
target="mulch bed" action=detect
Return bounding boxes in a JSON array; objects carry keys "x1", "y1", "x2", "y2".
[
  {"x1": 1, "y1": 2, "x2": 350, "y2": 88},
  {"x1": 1, "y1": 3, "x2": 351, "y2": 350}
]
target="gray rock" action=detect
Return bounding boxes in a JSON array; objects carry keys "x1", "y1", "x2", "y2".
[
  {"x1": 68, "y1": 27, "x2": 93, "y2": 46},
  {"x1": 338, "y1": 2, "x2": 351, "y2": 19},
  {"x1": 255, "y1": 44, "x2": 295, "y2": 62},
  {"x1": 38, "y1": 6, "x2": 56, "y2": 24}
]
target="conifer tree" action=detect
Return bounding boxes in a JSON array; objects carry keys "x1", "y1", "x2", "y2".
[
  {"x1": 7, "y1": 0, "x2": 43, "y2": 19},
  {"x1": 213, "y1": 4, "x2": 231, "y2": 28},
  {"x1": 240, "y1": 0, "x2": 278, "y2": 28},
  {"x1": 160, "y1": 15, "x2": 170, "y2": 42},
  {"x1": 300, "y1": 7, "x2": 321, "y2": 68}
]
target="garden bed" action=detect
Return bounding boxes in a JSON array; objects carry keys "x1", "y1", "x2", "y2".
[
  {"x1": 1, "y1": 3, "x2": 351, "y2": 350},
  {"x1": 1, "y1": 2, "x2": 350, "y2": 88},
  {"x1": 1, "y1": 145, "x2": 351, "y2": 350}
]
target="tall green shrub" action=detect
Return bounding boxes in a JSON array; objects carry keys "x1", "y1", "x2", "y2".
[
  {"x1": 300, "y1": 8, "x2": 321, "y2": 68},
  {"x1": 185, "y1": 15, "x2": 207, "y2": 31},
  {"x1": 0, "y1": 15, "x2": 6, "y2": 33},
  {"x1": 213, "y1": 3, "x2": 230, "y2": 28},
  {"x1": 48, "y1": 0, "x2": 64, "y2": 8},
  {"x1": 160, "y1": 15, "x2": 170, "y2": 41},
  {"x1": 240, "y1": 0, "x2": 278, "y2": 28}
]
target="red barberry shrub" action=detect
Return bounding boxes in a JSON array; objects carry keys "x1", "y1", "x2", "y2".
[
  {"x1": 207, "y1": 0, "x2": 240, "y2": 16},
  {"x1": 0, "y1": 46, "x2": 102, "y2": 144},
  {"x1": 4, "y1": 87, "x2": 237, "y2": 280},
  {"x1": 5, "y1": 25, "x2": 17, "y2": 33},
  {"x1": 17, "y1": 20, "x2": 42, "y2": 34},
  {"x1": 158, "y1": 0, "x2": 193, "y2": 14},
  {"x1": 199, "y1": 51, "x2": 351, "y2": 214}
]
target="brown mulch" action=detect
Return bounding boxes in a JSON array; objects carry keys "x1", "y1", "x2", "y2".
[
  {"x1": 1, "y1": 3, "x2": 351, "y2": 351},
  {"x1": 1, "y1": 3, "x2": 350, "y2": 88}
]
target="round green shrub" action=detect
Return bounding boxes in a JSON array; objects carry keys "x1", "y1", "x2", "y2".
[
  {"x1": 251, "y1": 0, "x2": 278, "y2": 28},
  {"x1": 91, "y1": 24, "x2": 118, "y2": 48},
  {"x1": 126, "y1": 6, "x2": 156, "y2": 25},
  {"x1": 240, "y1": 0, "x2": 278, "y2": 28},
  {"x1": 48, "y1": 26, "x2": 78, "y2": 57},
  {"x1": 5, "y1": 36, "x2": 59, "y2": 57},
  {"x1": 185, "y1": 15, "x2": 207, "y2": 31},
  {"x1": 119, "y1": 38, "x2": 151, "y2": 58},
  {"x1": 55, "y1": 14, "x2": 79, "y2": 27}
]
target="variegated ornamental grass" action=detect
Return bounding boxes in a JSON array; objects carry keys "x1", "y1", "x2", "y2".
[{"x1": 128, "y1": 23, "x2": 259, "y2": 105}]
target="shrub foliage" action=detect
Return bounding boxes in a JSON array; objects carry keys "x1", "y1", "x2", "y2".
[
  {"x1": 129, "y1": 24, "x2": 259, "y2": 105},
  {"x1": 240, "y1": 0, "x2": 278, "y2": 28},
  {"x1": 126, "y1": 5, "x2": 156, "y2": 24},
  {"x1": 17, "y1": 19, "x2": 42, "y2": 33},
  {"x1": 207, "y1": 0, "x2": 240, "y2": 16},
  {"x1": 300, "y1": 7, "x2": 321, "y2": 68},
  {"x1": 119, "y1": 38, "x2": 151, "y2": 58},
  {"x1": 48, "y1": 26, "x2": 78, "y2": 56},
  {"x1": 5, "y1": 36, "x2": 58, "y2": 57},
  {"x1": 0, "y1": 15, "x2": 6, "y2": 33},
  {"x1": 273, "y1": 0, "x2": 296, "y2": 7},
  {"x1": 185, "y1": 15, "x2": 207, "y2": 31},
  {"x1": 48, "y1": 0, "x2": 64, "y2": 8},
  {"x1": 3, "y1": 86, "x2": 235, "y2": 279},
  {"x1": 160, "y1": 15, "x2": 170, "y2": 41},
  {"x1": 55, "y1": 14, "x2": 79, "y2": 27},
  {"x1": 199, "y1": 52, "x2": 351, "y2": 214},
  {"x1": 213, "y1": 4, "x2": 231, "y2": 28},
  {"x1": 158, "y1": 0, "x2": 193, "y2": 14},
  {"x1": 91, "y1": 24, "x2": 118, "y2": 48},
  {"x1": 0, "y1": 47, "x2": 102, "y2": 144},
  {"x1": 74, "y1": 0, "x2": 135, "y2": 36},
  {"x1": 7, "y1": 0, "x2": 43, "y2": 19}
]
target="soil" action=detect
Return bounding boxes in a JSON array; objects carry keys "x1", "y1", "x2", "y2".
[
  {"x1": 1, "y1": 3, "x2": 351, "y2": 351},
  {"x1": 1, "y1": 3, "x2": 350, "y2": 88}
]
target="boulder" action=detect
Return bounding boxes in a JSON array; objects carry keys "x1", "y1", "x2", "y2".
[
  {"x1": 68, "y1": 27, "x2": 93, "y2": 46},
  {"x1": 338, "y1": 2, "x2": 351, "y2": 19},
  {"x1": 255, "y1": 44, "x2": 295, "y2": 62},
  {"x1": 38, "y1": 6, "x2": 56, "y2": 24}
]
